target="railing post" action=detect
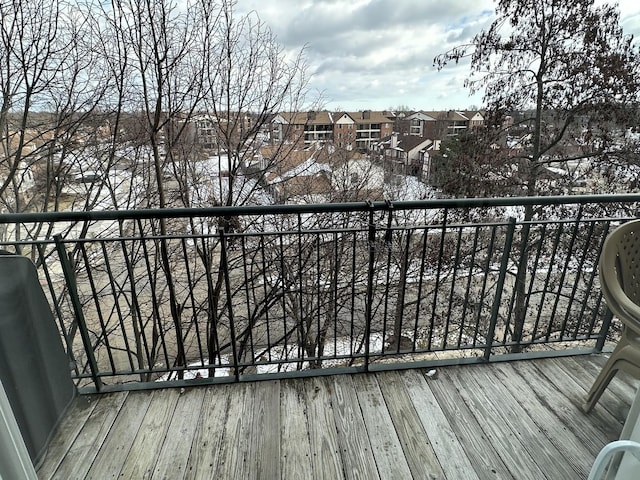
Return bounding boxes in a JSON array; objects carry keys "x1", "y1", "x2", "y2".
[
  {"x1": 219, "y1": 229, "x2": 240, "y2": 382},
  {"x1": 594, "y1": 307, "x2": 613, "y2": 353},
  {"x1": 364, "y1": 204, "x2": 376, "y2": 372},
  {"x1": 484, "y1": 218, "x2": 516, "y2": 362},
  {"x1": 54, "y1": 234, "x2": 102, "y2": 392}
]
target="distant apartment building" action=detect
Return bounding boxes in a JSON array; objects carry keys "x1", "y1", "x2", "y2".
[
  {"x1": 270, "y1": 110, "x2": 395, "y2": 152},
  {"x1": 380, "y1": 133, "x2": 434, "y2": 180},
  {"x1": 269, "y1": 109, "x2": 484, "y2": 153},
  {"x1": 348, "y1": 110, "x2": 395, "y2": 152},
  {"x1": 464, "y1": 111, "x2": 485, "y2": 129},
  {"x1": 399, "y1": 110, "x2": 485, "y2": 140},
  {"x1": 188, "y1": 113, "x2": 256, "y2": 150},
  {"x1": 405, "y1": 112, "x2": 437, "y2": 138},
  {"x1": 302, "y1": 111, "x2": 334, "y2": 144},
  {"x1": 271, "y1": 111, "x2": 334, "y2": 148},
  {"x1": 333, "y1": 112, "x2": 356, "y2": 149},
  {"x1": 192, "y1": 114, "x2": 220, "y2": 149},
  {"x1": 426, "y1": 110, "x2": 472, "y2": 137}
]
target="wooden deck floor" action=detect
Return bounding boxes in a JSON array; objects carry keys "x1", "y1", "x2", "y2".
[{"x1": 37, "y1": 354, "x2": 638, "y2": 480}]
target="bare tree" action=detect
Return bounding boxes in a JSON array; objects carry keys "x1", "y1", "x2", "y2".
[
  {"x1": 0, "y1": 1, "x2": 113, "y2": 243},
  {"x1": 99, "y1": 0, "x2": 311, "y2": 377}
]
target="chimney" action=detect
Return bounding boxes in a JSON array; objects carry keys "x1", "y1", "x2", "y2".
[
  {"x1": 308, "y1": 111, "x2": 316, "y2": 121},
  {"x1": 390, "y1": 132, "x2": 398, "y2": 149},
  {"x1": 363, "y1": 110, "x2": 371, "y2": 120}
]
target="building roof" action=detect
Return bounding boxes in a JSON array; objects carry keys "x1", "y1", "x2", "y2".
[
  {"x1": 461, "y1": 110, "x2": 486, "y2": 121},
  {"x1": 275, "y1": 110, "x2": 482, "y2": 128},
  {"x1": 262, "y1": 147, "x2": 332, "y2": 184},
  {"x1": 276, "y1": 111, "x2": 334, "y2": 125},
  {"x1": 396, "y1": 135, "x2": 433, "y2": 152},
  {"x1": 380, "y1": 135, "x2": 432, "y2": 152},
  {"x1": 422, "y1": 110, "x2": 470, "y2": 122},
  {"x1": 406, "y1": 112, "x2": 437, "y2": 121},
  {"x1": 344, "y1": 110, "x2": 395, "y2": 124}
]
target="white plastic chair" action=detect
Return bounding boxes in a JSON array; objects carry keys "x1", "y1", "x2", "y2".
[{"x1": 588, "y1": 440, "x2": 640, "y2": 480}]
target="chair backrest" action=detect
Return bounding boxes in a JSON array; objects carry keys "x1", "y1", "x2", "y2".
[{"x1": 599, "y1": 220, "x2": 640, "y2": 333}]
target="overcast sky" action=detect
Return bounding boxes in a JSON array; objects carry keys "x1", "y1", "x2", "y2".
[{"x1": 235, "y1": 0, "x2": 640, "y2": 112}]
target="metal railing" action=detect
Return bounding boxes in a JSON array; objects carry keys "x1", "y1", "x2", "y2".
[{"x1": 1, "y1": 194, "x2": 638, "y2": 393}]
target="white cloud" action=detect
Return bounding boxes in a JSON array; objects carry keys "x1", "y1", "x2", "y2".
[{"x1": 236, "y1": 0, "x2": 640, "y2": 111}]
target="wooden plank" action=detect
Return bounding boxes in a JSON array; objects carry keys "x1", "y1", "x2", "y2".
[
  {"x1": 37, "y1": 395, "x2": 98, "y2": 480},
  {"x1": 303, "y1": 376, "x2": 345, "y2": 480},
  {"x1": 424, "y1": 369, "x2": 512, "y2": 479},
  {"x1": 531, "y1": 358, "x2": 626, "y2": 441},
  {"x1": 185, "y1": 384, "x2": 232, "y2": 480},
  {"x1": 376, "y1": 371, "x2": 446, "y2": 480},
  {"x1": 441, "y1": 366, "x2": 547, "y2": 480},
  {"x1": 351, "y1": 374, "x2": 413, "y2": 479},
  {"x1": 118, "y1": 388, "x2": 181, "y2": 479},
  {"x1": 215, "y1": 382, "x2": 254, "y2": 479},
  {"x1": 86, "y1": 391, "x2": 154, "y2": 479},
  {"x1": 151, "y1": 386, "x2": 206, "y2": 480},
  {"x1": 52, "y1": 391, "x2": 128, "y2": 479},
  {"x1": 491, "y1": 362, "x2": 595, "y2": 478},
  {"x1": 330, "y1": 375, "x2": 381, "y2": 480},
  {"x1": 497, "y1": 361, "x2": 608, "y2": 457},
  {"x1": 280, "y1": 380, "x2": 314, "y2": 479},
  {"x1": 247, "y1": 380, "x2": 281, "y2": 480},
  {"x1": 402, "y1": 368, "x2": 480, "y2": 480}
]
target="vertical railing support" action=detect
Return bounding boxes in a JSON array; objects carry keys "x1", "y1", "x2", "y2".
[
  {"x1": 484, "y1": 218, "x2": 516, "y2": 362},
  {"x1": 219, "y1": 229, "x2": 240, "y2": 382},
  {"x1": 54, "y1": 234, "x2": 102, "y2": 392},
  {"x1": 364, "y1": 204, "x2": 377, "y2": 372},
  {"x1": 297, "y1": 213, "x2": 305, "y2": 366}
]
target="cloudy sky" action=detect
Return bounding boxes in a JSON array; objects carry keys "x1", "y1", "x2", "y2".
[{"x1": 235, "y1": 0, "x2": 640, "y2": 111}]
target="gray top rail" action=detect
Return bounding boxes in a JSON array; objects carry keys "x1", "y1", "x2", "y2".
[{"x1": 2, "y1": 193, "x2": 640, "y2": 223}]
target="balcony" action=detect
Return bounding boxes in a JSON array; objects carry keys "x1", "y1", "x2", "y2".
[{"x1": 2, "y1": 194, "x2": 640, "y2": 478}]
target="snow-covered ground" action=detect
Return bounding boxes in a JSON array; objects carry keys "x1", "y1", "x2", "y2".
[{"x1": 157, "y1": 333, "x2": 386, "y2": 381}]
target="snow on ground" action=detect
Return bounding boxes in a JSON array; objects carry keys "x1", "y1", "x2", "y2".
[
  {"x1": 155, "y1": 324, "x2": 490, "y2": 382},
  {"x1": 156, "y1": 333, "x2": 387, "y2": 380},
  {"x1": 270, "y1": 155, "x2": 332, "y2": 184},
  {"x1": 156, "y1": 357, "x2": 230, "y2": 381},
  {"x1": 385, "y1": 174, "x2": 439, "y2": 202}
]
